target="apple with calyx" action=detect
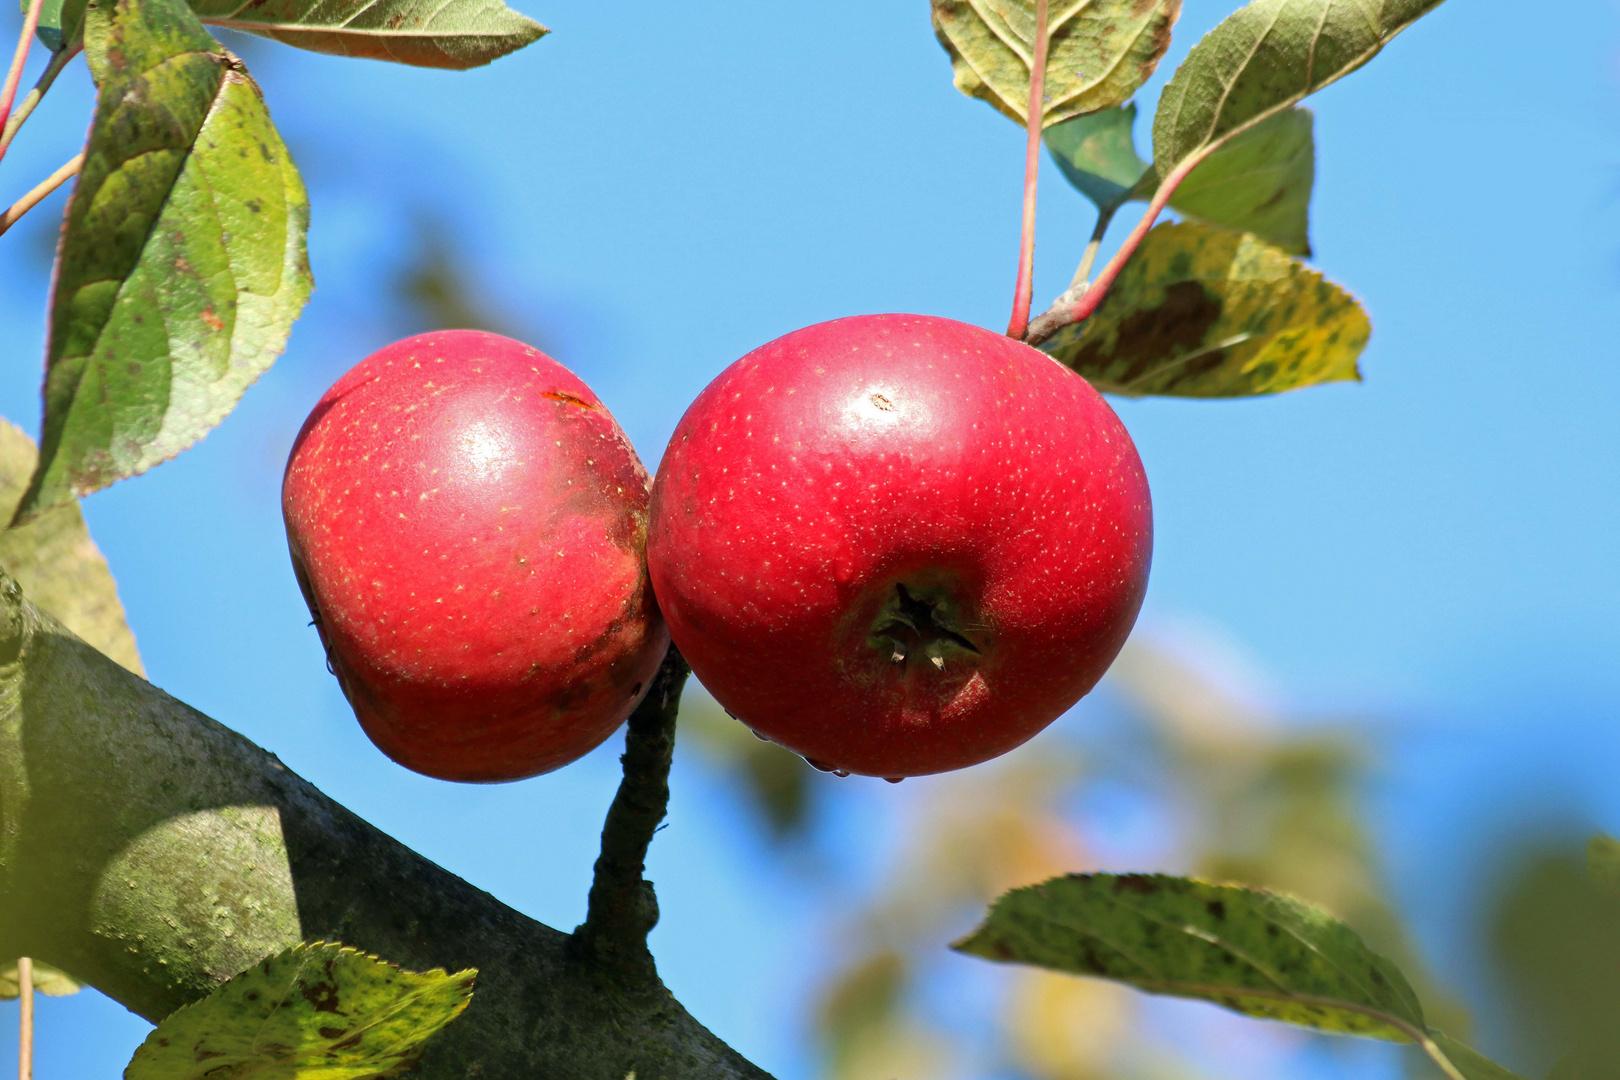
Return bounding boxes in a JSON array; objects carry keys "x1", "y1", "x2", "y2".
[
  {"x1": 646, "y1": 314, "x2": 1151, "y2": 778},
  {"x1": 283, "y1": 330, "x2": 667, "y2": 782}
]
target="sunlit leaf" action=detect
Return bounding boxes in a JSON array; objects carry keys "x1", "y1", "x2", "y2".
[
  {"x1": 931, "y1": 0, "x2": 1181, "y2": 129},
  {"x1": 1152, "y1": 0, "x2": 1446, "y2": 178},
  {"x1": 0, "y1": 959, "x2": 82, "y2": 998},
  {"x1": 1167, "y1": 107, "x2": 1314, "y2": 256},
  {"x1": 1043, "y1": 103, "x2": 1149, "y2": 211},
  {"x1": 124, "y1": 942, "x2": 475, "y2": 1080},
  {"x1": 1040, "y1": 221, "x2": 1367, "y2": 397},
  {"x1": 954, "y1": 872, "x2": 1426, "y2": 1039},
  {"x1": 0, "y1": 421, "x2": 141, "y2": 673},
  {"x1": 14, "y1": 0, "x2": 311, "y2": 524}
]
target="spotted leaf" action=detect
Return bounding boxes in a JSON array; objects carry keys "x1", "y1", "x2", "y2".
[
  {"x1": 124, "y1": 942, "x2": 475, "y2": 1080},
  {"x1": 1040, "y1": 222, "x2": 1367, "y2": 397},
  {"x1": 14, "y1": 0, "x2": 311, "y2": 524}
]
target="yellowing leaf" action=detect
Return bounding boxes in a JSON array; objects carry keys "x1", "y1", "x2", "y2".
[
  {"x1": 1041, "y1": 221, "x2": 1367, "y2": 397},
  {"x1": 124, "y1": 942, "x2": 475, "y2": 1080},
  {"x1": 0, "y1": 959, "x2": 82, "y2": 998},
  {"x1": 0, "y1": 420, "x2": 141, "y2": 674},
  {"x1": 931, "y1": 0, "x2": 1181, "y2": 130}
]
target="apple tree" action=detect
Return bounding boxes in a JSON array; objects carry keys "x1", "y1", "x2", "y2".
[{"x1": 0, "y1": 0, "x2": 1588, "y2": 1077}]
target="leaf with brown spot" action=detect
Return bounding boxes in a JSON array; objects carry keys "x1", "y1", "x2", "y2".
[
  {"x1": 124, "y1": 941, "x2": 475, "y2": 1080},
  {"x1": 1040, "y1": 221, "x2": 1367, "y2": 397},
  {"x1": 931, "y1": 0, "x2": 1182, "y2": 130},
  {"x1": 15, "y1": 0, "x2": 311, "y2": 524}
]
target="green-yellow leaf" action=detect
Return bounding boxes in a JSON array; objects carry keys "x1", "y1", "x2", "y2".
[
  {"x1": 1152, "y1": 0, "x2": 1447, "y2": 178},
  {"x1": 1040, "y1": 221, "x2": 1368, "y2": 397},
  {"x1": 1428, "y1": 1032, "x2": 1532, "y2": 1080},
  {"x1": 953, "y1": 872, "x2": 1426, "y2": 1040},
  {"x1": 0, "y1": 960, "x2": 82, "y2": 999},
  {"x1": 1587, "y1": 834, "x2": 1620, "y2": 891},
  {"x1": 14, "y1": 0, "x2": 311, "y2": 525},
  {"x1": 1166, "y1": 107, "x2": 1314, "y2": 256},
  {"x1": 0, "y1": 421, "x2": 141, "y2": 673},
  {"x1": 125, "y1": 942, "x2": 475, "y2": 1080},
  {"x1": 931, "y1": 0, "x2": 1182, "y2": 130}
]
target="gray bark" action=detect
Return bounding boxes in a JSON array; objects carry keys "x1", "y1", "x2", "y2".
[{"x1": 0, "y1": 574, "x2": 773, "y2": 1079}]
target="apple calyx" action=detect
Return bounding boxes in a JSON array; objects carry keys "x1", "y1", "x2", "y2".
[{"x1": 868, "y1": 581, "x2": 981, "y2": 673}]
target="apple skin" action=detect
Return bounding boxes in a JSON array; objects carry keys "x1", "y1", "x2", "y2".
[
  {"x1": 282, "y1": 330, "x2": 668, "y2": 782},
  {"x1": 646, "y1": 314, "x2": 1151, "y2": 778}
]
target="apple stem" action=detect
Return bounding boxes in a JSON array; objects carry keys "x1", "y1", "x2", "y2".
[
  {"x1": 17, "y1": 957, "x2": 32, "y2": 1080},
  {"x1": 1004, "y1": 0, "x2": 1050, "y2": 342},
  {"x1": 572, "y1": 646, "x2": 690, "y2": 982},
  {"x1": 0, "y1": 0, "x2": 46, "y2": 168},
  {"x1": 1024, "y1": 149, "x2": 1209, "y2": 347}
]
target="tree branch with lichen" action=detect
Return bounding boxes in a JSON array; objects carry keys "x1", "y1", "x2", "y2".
[{"x1": 0, "y1": 573, "x2": 771, "y2": 1079}]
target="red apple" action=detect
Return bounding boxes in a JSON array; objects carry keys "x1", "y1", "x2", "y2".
[
  {"x1": 283, "y1": 330, "x2": 667, "y2": 782},
  {"x1": 647, "y1": 314, "x2": 1151, "y2": 778}
]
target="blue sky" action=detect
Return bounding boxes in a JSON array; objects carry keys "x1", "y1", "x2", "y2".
[{"x1": 2, "y1": 0, "x2": 1619, "y2": 1076}]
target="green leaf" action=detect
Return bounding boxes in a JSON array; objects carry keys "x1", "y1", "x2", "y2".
[
  {"x1": 14, "y1": 0, "x2": 311, "y2": 525},
  {"x1": 1428, "y1": 1032, "x2": 1532, "y2": 1080},
  {"x1": 931, "y1": 0, "x2": 1182, "y2": 130},
  {"x1": 1043, "y1": 103, "x2": 1149, "y2": 211},
  {"x1": 1039, "y1": 221, "x2": 1367, "y2": 397},
  {"x1": 0, "y1": 960, "x2": 82, "y2": 998},
  {"x1": 0, "y1": 420, "x2": 142, "y2": 673},
  {"x1": 189, "y1": 0, "x2": 546, "y2": 70},
  {"x1": 1152, "y1": 0, "x2": 1446, "y2": 179},
  {"x1": 1166, "y1": 107, "x2": 1314, "y2": 256},
  {"x1": 125, "y1": 942, "x2": 476, "y2": 1080},
  {"x1": 953, "y1": 872, "x2": 1425, "y2": 1039}
]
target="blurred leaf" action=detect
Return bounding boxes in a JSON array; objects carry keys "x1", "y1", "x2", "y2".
[
  {"x1": 1167, "y1": 107, "x2": 1314, "y2": 256},
  {"x1": 955, "y1": 873, "x2": 1427, "y2": 1040},
  {"x1": 1043, "y1": 104, "x2": 1149, "y2": 211},
  {"x1": 125, "y1": 942, "x2": 475, "y2": 1080},
  {"x1": 1490, "y1": 844, "x2": 1620, "y2": 1072},
  {"x1": 1427, "y1": 1033, "x2": 1532, "y2": 1080},
  {"x1": 0, "y1": 421, "x2": 141, "y2": 674},
  {"x1": 1005, "y1": 969, "x2": 1133, "y2": 1080},
  {"x1": 680, "y1": 682, "x2": 818, "y2": 839},
  {"x1": 1152, "y1": 0, "x2": 1446, "y2": 180},
  {"x1": 1040, "y1": 221, "x2": 1367, "y2": 397},
  {"x1": 0, "y1": 959, "x2": 81, "y2": 998},
  {"x1": 1587, "y1": 834, "x2": 1620, "y2": 891},
  {"x1": 931, "y1": 0, "x2": 1181, "y2": 129},
  {"x1": 15, "y1": 0, "x2": 311, "y2": 524},
  {"x1": 394, "y1": 215, "x2": 519, "y2": 339},
  {"x1": 820, "y1": 951, "x2": 907, "y2": 1070}
]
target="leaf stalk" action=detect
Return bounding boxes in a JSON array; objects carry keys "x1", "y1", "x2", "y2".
[
  {"x1": 16, "y1": 956, "x2": 32, "y2": 1080},
  {"x1": 0, "y1": 47, "x2": 79, "y2": 164},
  {"x1": 1005, "y1": 0, "x2": 1050, "y2": 341},
  {"x1": 0, "y1": 151, "x2": 82, "y2": 237},
  {"x1": 0, "y1": 0, "x2": 46, "y2": 154}
]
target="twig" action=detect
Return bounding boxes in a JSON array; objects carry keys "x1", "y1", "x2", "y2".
[
  {"x1": 17, "y1": 957, "x2": 33, "y2": 1080},
  {"x1": 1005, "y1": 0, "x2": 1050, "y2": 341},
  {"x1": 572, "y1": 646, "x2": 690, "y2": 982},
  {"x1": 1024, "y1": 150, "x2": 1208, "y2": 347},
  {"x1": 0, "y1": 0, "x2": 47, "y2": 141},
  {"x1": 0, "y1": 47, "x2": 79, "y2": 164},
  {"x1": 0, "y1": 151, "x2": 82, "y2": 237}
]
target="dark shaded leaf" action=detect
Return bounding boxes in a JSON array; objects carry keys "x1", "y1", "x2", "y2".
[
  {"x1": 124, "y1": 942, "x2": 475, "y2": 1080},
  {"x1": 954, "y1": 872, "x2": 1425, "y2": 1039},
  {"x1": 1152, "y1": 0, "x2": 1446, "y2": 179},
  {"x1": 932, "y1": 0, "x2": 1181, "y2": 129},
  {"x1": 0, "y1": 421, "x2": 141, "y2": 673},
  {"x1": 16, "y1": 0, "x2": 310, "y2": 523}
]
